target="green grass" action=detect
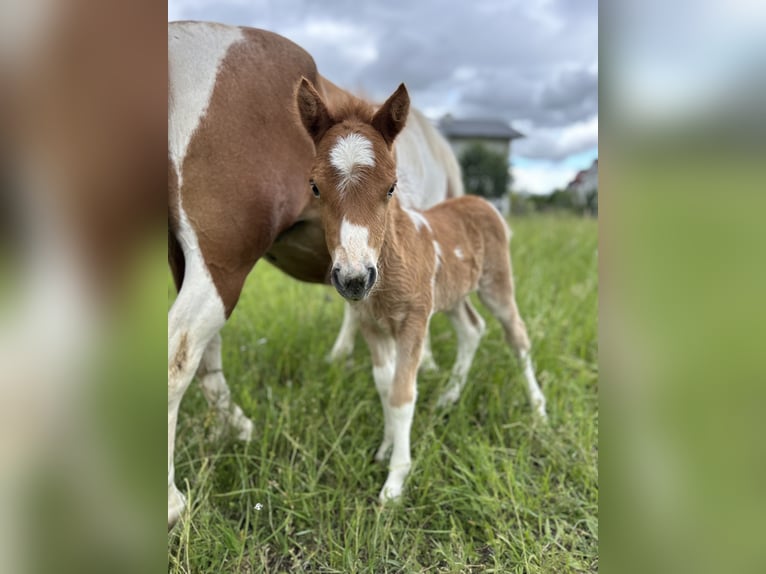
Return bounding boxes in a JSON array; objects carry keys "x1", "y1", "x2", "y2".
[{"x1": 168, "y1": 214, "x2": 598, "y2": 573}]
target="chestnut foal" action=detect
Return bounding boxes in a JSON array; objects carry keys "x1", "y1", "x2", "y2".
[{"x1": 296, "y1": 78, "x2": 547, "y2": 502}]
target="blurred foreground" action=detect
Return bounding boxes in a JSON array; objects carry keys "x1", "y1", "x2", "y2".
[
  {"x1": 1, "y1": 1, "x2": 165, "y2": 573},
  {"x1": 0, "y1": 0, "x2": 765, "y2": 572},
  {"x1": 603, "y1": 1, "x2": 766, "y2": 572}
]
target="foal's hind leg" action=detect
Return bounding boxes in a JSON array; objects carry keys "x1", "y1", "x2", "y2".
[
  {"x1": 436, "y1": 299, "x2": 486, "y2": 407},
  {"x1": 197, "y1": 333, "x2": 254, "y2": 441},
  {"x1": 478, "y1": 265, "x2": 547, "y2": 419},
  {"x1": 419, "y1": 331, "x2": 439, "y2": 373}
]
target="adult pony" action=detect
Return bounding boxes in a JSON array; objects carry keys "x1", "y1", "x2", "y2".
[{"x1": 168, "y1": 21, "x2": 462, "y2": 527}]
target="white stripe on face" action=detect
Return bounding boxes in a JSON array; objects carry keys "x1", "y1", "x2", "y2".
[
  {"x1": 334, "y1": 218, "x2": 376, "y2": 276},
  {"x1": 330, "y1": 133, "x2": 375, "y2": 191}
]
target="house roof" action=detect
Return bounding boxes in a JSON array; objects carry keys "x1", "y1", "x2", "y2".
[{"x1": 438, "y1": 117, "x2": 525, "y2": 140}]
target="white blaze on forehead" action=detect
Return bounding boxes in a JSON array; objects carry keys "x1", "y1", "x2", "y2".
[
  {"x1": 454, "y1": 247, "x2": 464, "y2": 260},
  {"x1": 403, "y1": 208, "x2": 432, "y2": 233},
  {"x1": 330, "y1": 133, "x2": 375, "y2": 190}
]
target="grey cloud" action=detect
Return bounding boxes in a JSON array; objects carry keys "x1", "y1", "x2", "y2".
[{"x1": 169, "y1": 0, "x2": 598, "y2": 162}]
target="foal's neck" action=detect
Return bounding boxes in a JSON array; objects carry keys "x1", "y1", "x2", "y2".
[{"x1": 379, "y1": 194, "x2": 431, "y2": 266}]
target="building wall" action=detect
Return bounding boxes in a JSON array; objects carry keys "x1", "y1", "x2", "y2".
[
  {"x1": 447, "y1": 137, "x2": 510, "y2": 160},
  {"x1": 569, "y1": 162, "x2": 599, "y2": 206}
]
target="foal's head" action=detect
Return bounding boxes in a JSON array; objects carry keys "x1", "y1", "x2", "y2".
[{"x1": 296, "y1": 78, "x2": 410, "y2": 301}]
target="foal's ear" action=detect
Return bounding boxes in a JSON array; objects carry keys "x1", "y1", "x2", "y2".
[
  {"x1": 371, "y1": 83, "x2": 410, "y2": 147},
  {"x1": 296, "y1": 77, "x2": 333, "y2": 143}
]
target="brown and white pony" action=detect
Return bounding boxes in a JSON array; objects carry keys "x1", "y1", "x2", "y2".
[
  {"x1": 295, "y1": 78, "x2": 547, "y2": 502},
  {"x1": 168, "y1": 21, "x2": 462, "y2": 527}
]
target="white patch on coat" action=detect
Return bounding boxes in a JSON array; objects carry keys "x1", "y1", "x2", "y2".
[
  {"x1": 403, "y1": 208, "x2": 432, "y2": 233},
  {"x1": 433, "y1": 241, "x2": 442, "y2": 271},
  {"x1": 330, "y1": 133, "x2": 375, "y2": 191},
  {"x1": 454, "y1": 247, "x2": 464, "y2": 260},
  {"x1": 394, "y1": 107, "x2": 460, "y2": 208},
  {"x1": 168, "y1": 22, "x2": 244, "y2": 187},
  {"x1": 429, "y1": 241, "x2": 442, "y2": 304}
]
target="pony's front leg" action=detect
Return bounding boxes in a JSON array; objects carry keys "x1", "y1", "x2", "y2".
[
  {"x1": 379, "y1": 320, "x2": 426, "y2": 503},
  {"x1": 327, "y1": 303, "x2": 360, "y2": 362},
  {"x1": 360, "y1": 325, "x2": 397, "y2": 462}
]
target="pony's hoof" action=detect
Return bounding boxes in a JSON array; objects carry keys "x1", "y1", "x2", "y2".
[
  {"x1": 534, "y1": 402, "x2": 548, "y2": 422},
  {"x1": 435, "y1": 389, "x2": 460, "y2": 408},
  {"x1": 168, "y1": 488, "x2": 186, "y2": 531},
  {"x1": 374, "y1": 441, "x2": 392, "y2": 463},
  {"x1": 378, "y1": 484, "x2": 403, "y2": 504},
  {"x1": 236, "y1": 417, "x2": 255, "y2": 442},
  {"x1": 326, "y1": 345, "x2": 353, "y2": 363},
  {"x1": 530, "y1": 394, "x2": 548, "y2": 421}
]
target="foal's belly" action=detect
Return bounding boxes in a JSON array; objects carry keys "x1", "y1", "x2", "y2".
[{"x1": 432, "y1": 258, "x2": 482, "y2": 312}]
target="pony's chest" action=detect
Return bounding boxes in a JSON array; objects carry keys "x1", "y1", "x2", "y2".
[{"x1": 356, "y1": 290, "x2": 425, "y2": 335}]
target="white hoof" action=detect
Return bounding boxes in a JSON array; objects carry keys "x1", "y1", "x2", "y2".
[
  {"x1": 168, "y1": 487, "x2": 186, "y2": 530},
  {"x1": 378, "y1": 483, "x2": 403, "y2": 504},
  {"x1": 534, "y1": 400, "x2": 548, "y2": 421},
  {"x1": 436, "y1": 388, "x2": 460, "y2": 408},
  {"x1": 326, "y1": 344, "x2": 353, "y2": 363},
  {"x1": 209, "y1": 411, "x2": 254, "y2": 442},
  {"x1": 235, "y1": 416, "x2": 255, "y2": 442}
]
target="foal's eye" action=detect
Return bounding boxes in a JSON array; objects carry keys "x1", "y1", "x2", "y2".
[
  {"x1": 387, "y1": 182, "x2": 397, "y2": 198},
  {"x1": 310, "y1": 181, "x2": 320, "y2": 198}
]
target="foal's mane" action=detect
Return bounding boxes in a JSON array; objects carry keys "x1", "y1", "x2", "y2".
[{"x1": 328, "y1": 94, "x2": 376, "y2": 126}]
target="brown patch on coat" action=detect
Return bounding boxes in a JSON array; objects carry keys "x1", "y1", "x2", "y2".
[{"x1": 173, "y1": 27, "x2": 324, "y2": 315}]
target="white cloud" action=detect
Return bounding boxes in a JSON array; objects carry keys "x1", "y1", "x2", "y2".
[
  {"x1": 513, "y1": 164, "x2": 577, "y2": 195},
  {"x1": 281, "y1": 20, "x2": 378, "y2": 67},
  {"x1": 515, "y1": 115, "x2": 598, "y2": 161},
  {"x1": 168, "y1": 1, "x2": 597, "y2": 165}
]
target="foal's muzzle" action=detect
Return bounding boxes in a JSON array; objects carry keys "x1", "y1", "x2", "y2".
[{"x1": 331, "y1": 265, "x2": 377, "y2": 301}]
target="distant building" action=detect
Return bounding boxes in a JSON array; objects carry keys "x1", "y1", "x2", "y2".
[
  {"x1": 438, "y1": 116, "x2": 524, "y2": 215},
  {"x1": 566, "y1": 159, "x2": 598, "y2": 215},
  {"x1": 438, "y1": 115, "x2": 524, "y2": 160}
]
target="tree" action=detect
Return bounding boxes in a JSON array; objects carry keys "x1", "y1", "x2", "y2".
[{"x1": 459, "y1": 143, "x2": 509, "y2": 199}]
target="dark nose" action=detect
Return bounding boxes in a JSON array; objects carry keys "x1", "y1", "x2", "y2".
[{"x1": 331, "y1": 265, "x2": 378, "y2": 300}]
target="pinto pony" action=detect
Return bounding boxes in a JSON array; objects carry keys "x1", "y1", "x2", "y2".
[
  {"x1": 296, "y1": 78, "x2": 547, "y2": 502},
  {"x1": 168, "y1": 21, "x2": 463, "y2": 527}
]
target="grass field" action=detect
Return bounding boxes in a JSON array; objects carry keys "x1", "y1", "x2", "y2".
[{"x1": 168, "y1": 214, "x2": 598, "y2": 573}]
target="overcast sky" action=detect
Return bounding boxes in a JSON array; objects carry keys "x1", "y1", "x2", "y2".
[{"x1": 168, "y1": 0, "x2": 598, "y2": 194}]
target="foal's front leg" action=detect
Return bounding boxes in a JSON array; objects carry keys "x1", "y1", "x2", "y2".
[
  {"x1": 379, "y1": 321, "x2": 426, "y2": 503},
  {"x1": 362, "y1": 327, "x2": 397, "y2": 462}
]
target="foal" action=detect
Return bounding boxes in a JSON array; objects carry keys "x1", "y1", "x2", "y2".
[{"x1": 296, "y1": 78, "x2": 547, "y2": 502}]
